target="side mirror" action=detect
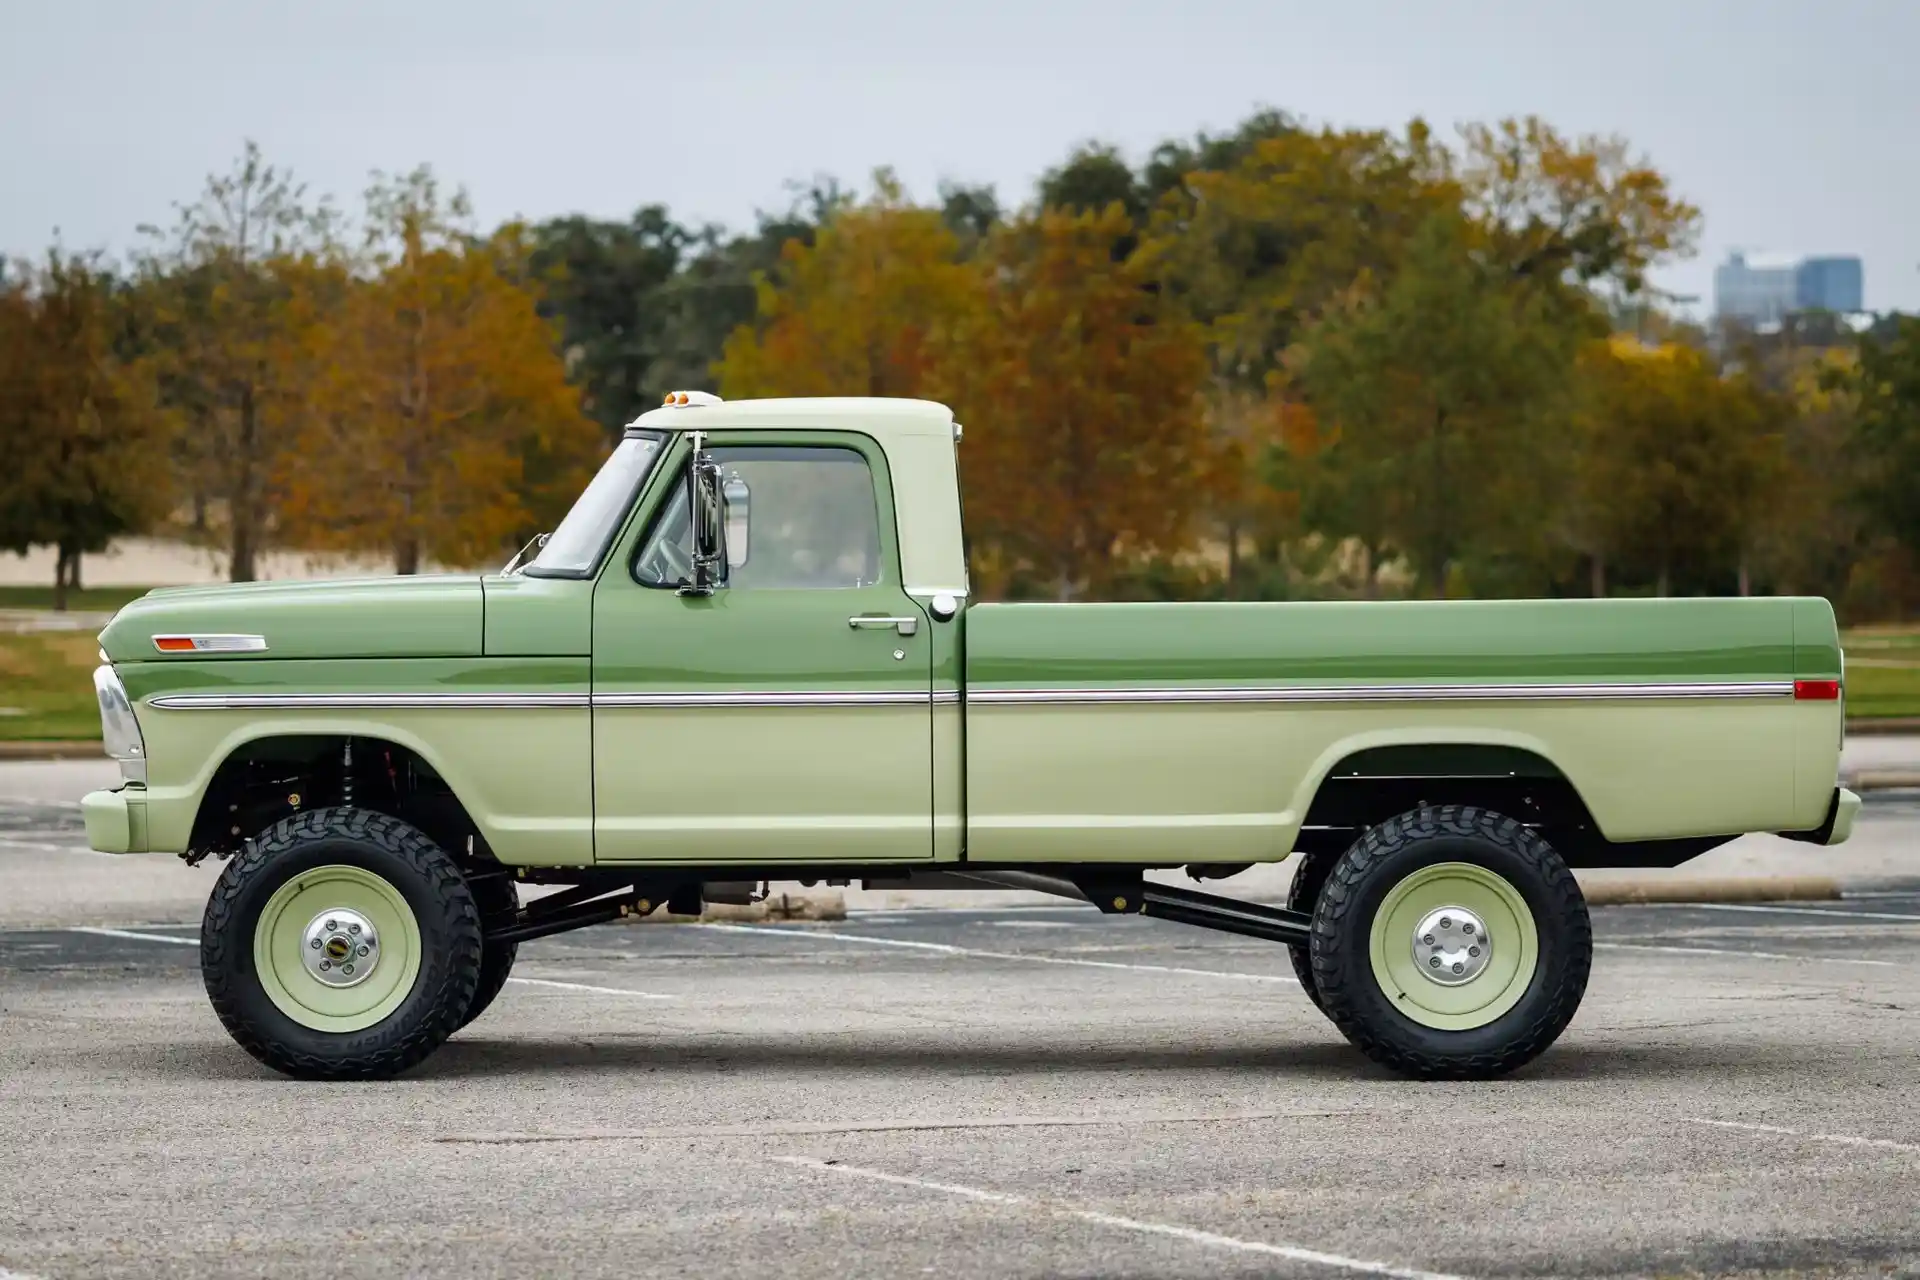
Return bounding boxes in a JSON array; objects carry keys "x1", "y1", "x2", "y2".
[
  {"x1": 679, "y1": 442, "x2": 726, "y2": 596},
  {"x1": 722, "y1": 471, "x2": 750, "y2": 570}
]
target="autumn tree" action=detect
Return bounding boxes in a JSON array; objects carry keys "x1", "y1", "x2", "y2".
[
  {"x1": 930, "y1": 205, "x2": 1213, "y2": 599},
  {"x1": 135, "y1": 141, "x2": 338, "y2": 580},
  {"x1": 717, "y1": 172, "x2": 978, "y2": 400},
  {"x1": 0, "y1": 252, "x2": 168, "y2": 608},
  {"x1": 284, "y1": 168, "x2": 601, "y2": 573}
]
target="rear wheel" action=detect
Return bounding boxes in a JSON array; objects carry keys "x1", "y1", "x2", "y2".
[
  {"x1": 1310, "y1": 805, "x2": 1590, "y2": 1080},
  {"x1": 202, "y1": 807, "x2": 482, "y2": 1080},
  {"x1": 1285, "y1": 852, "x2": 1336, "y2": 1010}
]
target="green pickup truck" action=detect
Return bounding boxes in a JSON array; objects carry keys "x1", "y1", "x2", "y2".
[{"x1": 83, "y1": 393, "x2": 1859, "y2": 1082}]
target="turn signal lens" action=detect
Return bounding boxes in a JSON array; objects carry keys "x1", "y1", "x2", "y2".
[
  {"x1": 153, "y1": 636, "x2": 196, "y2": 652},
  {"x1": 1793, "y1": 679, "x2": 1841, "y2": 701}
]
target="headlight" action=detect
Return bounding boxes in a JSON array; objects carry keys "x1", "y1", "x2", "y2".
[{"x1": 93, "y1": 665, "x2": 146, "y2": 785}]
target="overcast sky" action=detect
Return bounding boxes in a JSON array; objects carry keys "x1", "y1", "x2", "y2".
[{"x1": 5, "y1": 0, "x2": 1914, "y2": 314}]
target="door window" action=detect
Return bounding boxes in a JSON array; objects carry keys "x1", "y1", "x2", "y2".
[{"x1": 634, "y1": 446, "x2": 884, "y2": 590}]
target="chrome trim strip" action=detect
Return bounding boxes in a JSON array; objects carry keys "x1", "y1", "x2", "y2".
[
  {"x1": 595, "y1": 691, "x2": 931, "y2": 709},
  {"x1": 932, "y1": 690, "x2": 963, "y2": 706},
  {"x1": 148, "y1": 692, "x2": 590, "y2": 711},
  {"x1": 148, "y1": 689, "x2": 940, "y2": 711},
  {"x1": 152, "y1": 633, "x2": 268, "y2": 654},
  {"x1": 966, "y1": 681, "x2": 1795, "y2": 706}
]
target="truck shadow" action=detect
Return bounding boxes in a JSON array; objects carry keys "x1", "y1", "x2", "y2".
[{"x1": 393, "y1": 1032, "x2": 1849, "y2": 1084}]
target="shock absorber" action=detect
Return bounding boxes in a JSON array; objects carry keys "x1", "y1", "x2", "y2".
[{"x1": 341, "y1": 737, "x2": 355, "y2": 807}]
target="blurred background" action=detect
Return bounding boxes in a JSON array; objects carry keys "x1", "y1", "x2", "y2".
[{"x1": 2, "y1": 0, "x2": 1916, "y2": 739}]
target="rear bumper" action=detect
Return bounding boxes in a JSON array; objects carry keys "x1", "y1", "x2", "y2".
[
  {"x1": 1777, "y1": 787, "x2": 1860, "y2": 847},
  {"x1": 82, "y1": 788, "x2": 145, "y2": 854}
]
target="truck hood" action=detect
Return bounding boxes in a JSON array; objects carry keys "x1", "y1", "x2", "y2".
[{"x1": 98, "y1": 575, "x2": 484, "y2": 663}]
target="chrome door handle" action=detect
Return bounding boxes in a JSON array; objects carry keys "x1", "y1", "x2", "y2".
[{"x1": 849, "y1": 615, "x2": 919, "y2": 637}]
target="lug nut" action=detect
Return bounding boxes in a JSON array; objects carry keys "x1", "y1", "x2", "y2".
[
  {"x1": 342, "y1": 964, "x2": 354, "y2": 975},
  {"x1": 1452, "y1": 962, "x2": 1464, "y2": 974},
  {"x1": 348, "y1": 923, "x2": 360, "y2": 935},
  {"x1": 319, "y1": 960, "x2": 331, "y2": 971},
  {"x1": 1463, "y1": 923, "x2": 1474, "y2": 935},
  {"x1": 1469, "y1": 946, "x2": 1480, "y2": 957},
  {"x1": 325, "y1": 919, "x2": 337, "y2": 931},
  {"x1": 1439, "y1": 917, "x2": 1451, "y2": 929},
  {"x1": 1423, "y1": 934, "x2": 1434, "y2": 945},
  {"x1": 1429, "y1": 957, "x2": 1441, "y2": 969},
  {"x1": 357, "y1": 945, "x2": 369, "y2": 956},
  {"x1": 309, "y1": 938, "x2": 321, "y2": 949}
]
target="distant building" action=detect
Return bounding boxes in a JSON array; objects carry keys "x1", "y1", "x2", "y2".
[
  {"x1": 1795, "y1": 256, "x2": 1864, "y2": 313},
  {"x1": 1714, "y1": 251, "x2": 1866, "y2": 325}
]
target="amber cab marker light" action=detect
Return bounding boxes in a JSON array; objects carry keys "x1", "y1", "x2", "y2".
[
  {"x1": 153, "y1": 636, "x2": 197, "y2": 652},
  {"x1": 1794, "y1": 679, "x2": 1841, "y2": 701}
]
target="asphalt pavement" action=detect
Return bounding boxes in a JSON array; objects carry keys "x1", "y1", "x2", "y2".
[
  {"x1": 3, "y1": 760, "x2": 1918, "y2": 1277},
  {"x1": 4, "y1": 877, "x2": 1920, "y2": 1275}
]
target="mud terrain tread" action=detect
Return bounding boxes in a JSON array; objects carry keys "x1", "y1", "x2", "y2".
[
  {"x1": 1309, "y1": 804, "x2": 1591, "y2": 1080},
  {"x1": 460, "y1": 875, "x2": 519, "y2": 1030},
  {"x1": 202, "y1": 807, "x2": 482, "y2": 1080},
  {"x1": 1285, "y1": 853, "x2": 1335, "y2": 1010}
]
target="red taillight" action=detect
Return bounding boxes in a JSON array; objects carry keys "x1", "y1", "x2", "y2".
[{"x1": 1794, "y1": 679, "x2": 1841, "y2": 701}]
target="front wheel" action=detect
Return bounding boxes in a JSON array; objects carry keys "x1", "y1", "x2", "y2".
[
  {"x1": 201, "y1": 807, "x2": 483, "y2": 1080},
  {"x1": 1310, "y1": 805, "x2": 1591, "y2": 1080}
]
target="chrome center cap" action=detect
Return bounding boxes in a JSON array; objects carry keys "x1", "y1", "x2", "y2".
[
  {"x1": 1411, "y1": 905, "x2": 1490, "y2": 986},
  {"x1": 301, "y1": 908, "x2": 380, "y2": 988}
]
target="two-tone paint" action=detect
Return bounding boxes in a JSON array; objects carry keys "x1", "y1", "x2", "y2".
[{"x1": 84, "y1": 396, "x2": 1855, "y2": 866}]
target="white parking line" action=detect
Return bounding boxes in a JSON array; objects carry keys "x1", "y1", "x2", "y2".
[
  {"x1": 1595, "y1": 942, "x2": 1899, "y2": 967},
  {"x1": 1682, "y1": 903, "x2": 1920, "y2": 924},
  {"x1": 59, "y1": 931, "x2": 676, "y2": 999},
  {"x1": 698, "y1": 922, "x2": 1298, "y2": 984},
  {"x1": 771, "y1": 1155, "x2": 1469, "y2": 1280},
  {"x1": 505, "y1": 976, "x2": 674, "y2": 1000},
  {"x1": 1686, "y1": 1117, "x2": 1920, "y2": 1155},
  {"x1": 68, "y1": 926, "x2": 196, "y2": 946}
]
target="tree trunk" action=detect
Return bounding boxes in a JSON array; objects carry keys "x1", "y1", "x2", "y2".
[
  {"x1": 1656, "y1": 563, "x2": 1671, "y2": 598},
  {"x1": 230, "y1": 387, "x2": 259, "y2": 582},
  {"x1": 1737, "y1": 556, "x2": 1751, "y2": 597},
  {"x1": 1224, "y1": 518, "x2": 1240, "y2": 598},
  {"x1": 395, "y1": 535, "x2": 421, "y2": 577},
  {"x1": 1590, "y1": 552, "x2": 1606, "y2": 598},
  {"x1": 51, "y1": 547, "x2": 71, "y2": 612}
]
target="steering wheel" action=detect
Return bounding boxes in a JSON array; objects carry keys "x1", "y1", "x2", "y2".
[{"x1": 642, "y1": 536, "x2": 694, "y2": 586}]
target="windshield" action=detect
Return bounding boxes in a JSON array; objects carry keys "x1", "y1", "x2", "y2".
[{"x1": 522, "y1": 432, "x2": 665, "y2": 577}]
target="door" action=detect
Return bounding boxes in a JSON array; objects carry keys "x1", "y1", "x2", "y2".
[{"x1": 590, "y1": 434, "x2": 935, "y2": 863}]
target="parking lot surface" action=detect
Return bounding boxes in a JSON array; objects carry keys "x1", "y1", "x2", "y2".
[{"x1": 4, "y1": 790, "x2": 1920, "y2": 1279}]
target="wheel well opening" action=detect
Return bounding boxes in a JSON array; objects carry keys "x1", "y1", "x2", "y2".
[
  {"x1": 189, "y1": 735, "x2": 486, "y2": 864},
  {"x1": 1299, "y1": 744, "x2": 1598, "y2": 858}
]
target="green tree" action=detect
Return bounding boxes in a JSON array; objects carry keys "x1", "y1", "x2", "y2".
[
  {"x1": 1840, "y1": 315, "x2": 1920, "y2": 567},
  {"x1": 0, "y1": 252, "x2": 169, "y2": 608},
  {"x1": 135, "y1": 141, "x2": 339, "y2": 580},
  {"x1": 1290, "y1": 212, "x2": 1576, "y2": 596}
]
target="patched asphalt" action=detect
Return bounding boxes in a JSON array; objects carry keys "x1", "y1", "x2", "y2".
[{"x1": 4, "y1": 837, "x2": 1920, "y2": 1279}]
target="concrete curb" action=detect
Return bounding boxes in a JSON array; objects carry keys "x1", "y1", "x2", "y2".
[
  {"x1": 1846, "y1": 717, "x2": 1920, "y2": 735},
  {"x1": 1578, "y1": 876, "x2": 1840, "y2": 905},
  {"x1": 624, "y1": 890, "x2": 848, "y2": 924},
  {"x1": 1850, "y1": 770, "x2": 1920, "y2": 791},
  {"x1": 0, "y1": 741, "x2": 104, "y2": 761}
]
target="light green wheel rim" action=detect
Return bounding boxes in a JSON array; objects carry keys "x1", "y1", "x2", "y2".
[
  {"x1": 1368, "y1": 861, "x2": 1539, "y2": 1031},
  {"x1": 253, "y1": 865, "x2": 422, "y2": 1033}
]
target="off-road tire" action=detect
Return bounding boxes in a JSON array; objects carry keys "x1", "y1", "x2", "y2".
[
  {"x1": 1285, "y1": 852, "x2": 1336, "y2": 1010},
  {"x1": 1310, "y1": 805, "x2": 1591, "y2": 1080},
  {"x1": 460, "y1": 874, "x2": 520, "y2": 1030},
  {"x1": 202, "y1": 807, "x2": 483, "y2": 1080}
]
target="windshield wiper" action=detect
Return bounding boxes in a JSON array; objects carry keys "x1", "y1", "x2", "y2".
[{"x1": 501, "y1": 532, "x2": 549, "y2": 576}]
